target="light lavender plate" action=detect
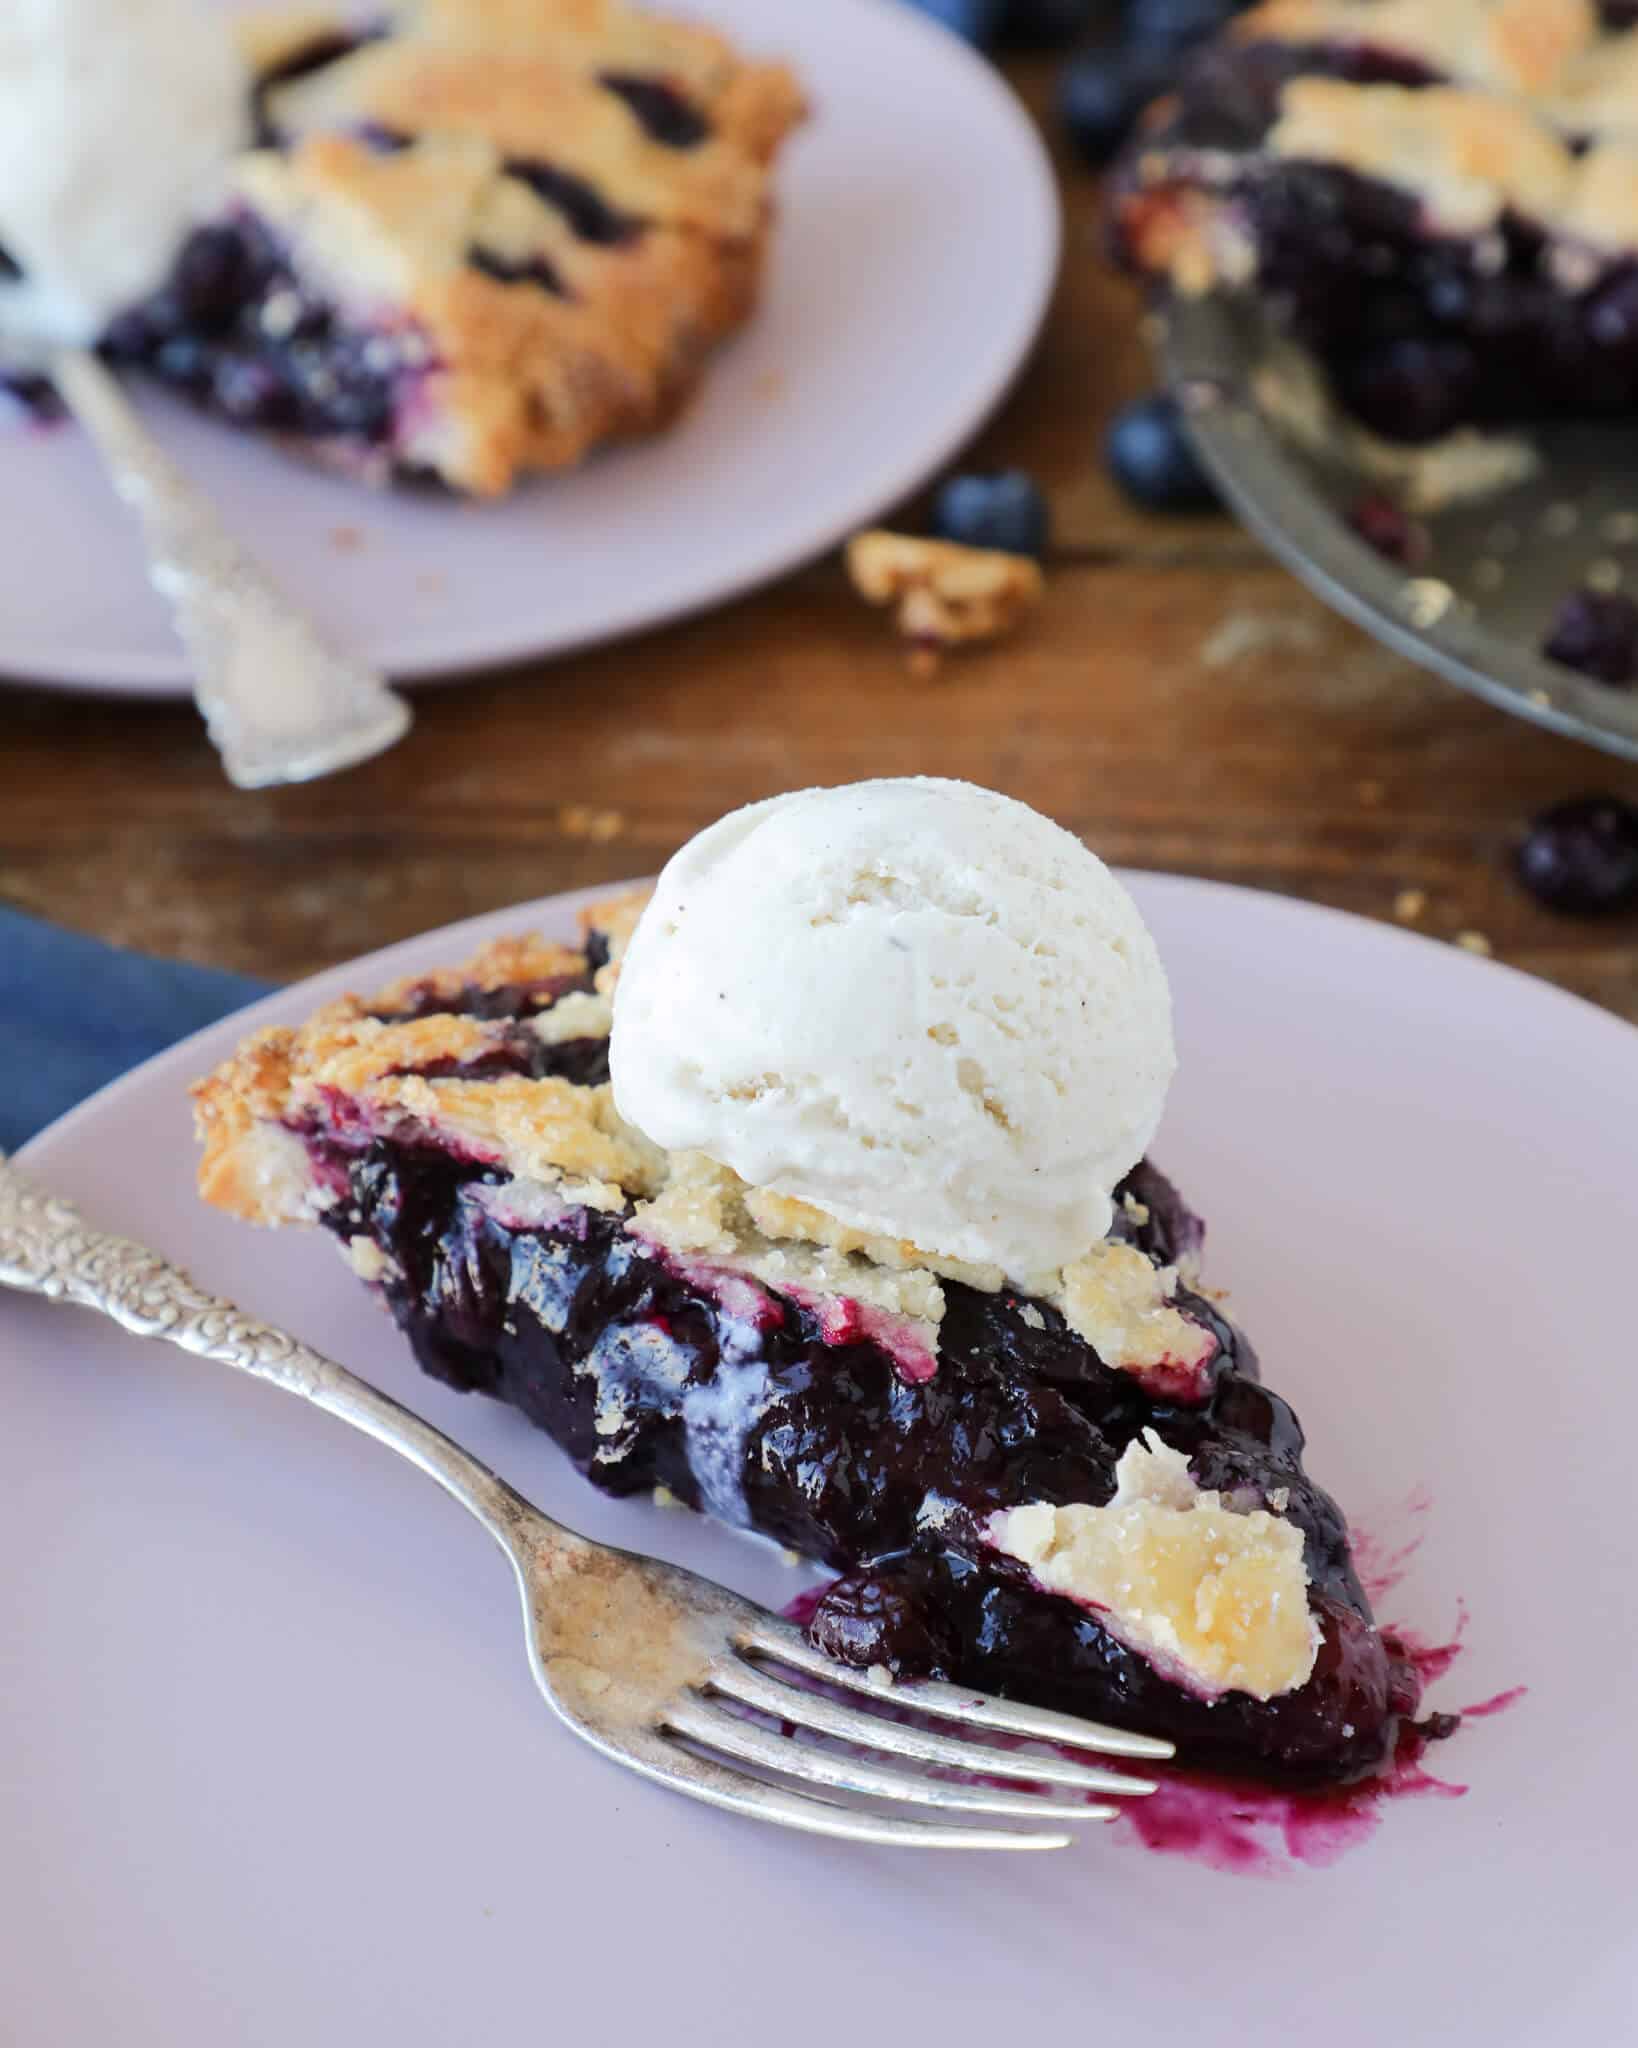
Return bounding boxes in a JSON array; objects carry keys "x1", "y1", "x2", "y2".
[
  {"x1": 5, "y1": 874, "x2": 1636, "y2": 2045},
  {"x1": 1165, "y1": 291, "x2": 1638, "y2": 763},
  {"x1": 0, "y1": 0, "x2": 1058, "y2": 696}
]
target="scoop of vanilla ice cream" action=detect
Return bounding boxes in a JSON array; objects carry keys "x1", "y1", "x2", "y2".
[
  {"x1": 609, "y1": 779, "x2": 1175, "y2": 1280},
  {"x1": 0, "y1": 0, "x2": 249, "y2": 348}
]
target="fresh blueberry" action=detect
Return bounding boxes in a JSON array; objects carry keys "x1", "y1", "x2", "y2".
[
  {"x1": 1058, "y1": 45, "x2": 1170, "y2": 166},
  {"x1": 1105, "y1": 393, "x2": 1218, "y2": 511},
  {"x1": 1542, "y1": 588, "x2": 1638, "y2": 686},
  {"x1": 1125, "y1": 0, "x2": 1241, "y2": 52},
  {"x1": 996, "y1": 0, "x2": 1102, "y2": 48},
  {"x1": 901, "y1": 0, "x2": 1005, "y2": 44},
  {"x1": 1515, "y1": 796, "x2": 1638, "y2": 915},
  {"x1": 932, "y1": 470, "x2": 1050, "y2": 557}
]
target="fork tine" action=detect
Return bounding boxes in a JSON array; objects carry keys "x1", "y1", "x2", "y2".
[
  {"x1": 707, "y1": 1657, "x2": 1159, "y2": 1797},
  {"x1": 631, "y1": 1735, "x2": 1073, "y2": 1850},
  {"x1": 665, "y1": 1695, "x2": 1120, "y2": 1825},
  {"x1": 740, "y1": 1619, "x2": 1175, "y2": 1762}
]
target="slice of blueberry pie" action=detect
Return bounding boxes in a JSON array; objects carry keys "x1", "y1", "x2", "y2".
[
  {"x1": 194, "y1": 784, "x2": 1441, "y2": 1788},
  {"x1": 106, "y1": 2, "x2": 804, "y2": 493},
  {"x1": 1111, "y1": 0, "x2": 1638, "y2": 446}
]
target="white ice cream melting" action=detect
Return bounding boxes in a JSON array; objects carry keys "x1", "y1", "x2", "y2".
[
  {"x1": 0, "y1": 0, "x2": 249, "y2": 348},
  {"x1": 609, "y1": 779, "x2": 1175, "y2": 1282}
]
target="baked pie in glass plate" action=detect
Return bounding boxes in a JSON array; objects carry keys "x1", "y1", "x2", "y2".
[
  {"x1": 1112, "y1": 0, "x2": 1638, "y2": 449},
  {"x1": 1110, "y1": 0, "x2": 1638, "y2": 756}
]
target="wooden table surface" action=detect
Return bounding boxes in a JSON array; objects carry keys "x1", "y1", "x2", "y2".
[{"x1": 4, "y1": 55, "x2": 1637, "y2": 1022}]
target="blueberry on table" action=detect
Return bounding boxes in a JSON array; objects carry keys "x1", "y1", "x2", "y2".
[
  {"x1": 1105, "y1": 392, "x2": 1218, "y2": 511},
  {"x1": 931, "y1": 470, "x2": 1051, "y2": 557},
  {"x1": 901, "y1": 0, "x2": 1005, "y2": 44},
  {"x1": 1542, "y1": 588, "x2": 1638, "y2": 686},
  {"x1": 1058, "y1": 45, "x2": 1171, "y2": 166},
  {"x1": 1515, "y1": 796, "x2": 1638, "y2": 915}
]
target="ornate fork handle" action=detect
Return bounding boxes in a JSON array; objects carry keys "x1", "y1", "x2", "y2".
[
  {"x1": 0, "y1": 1156, "x2": 555, "y2": 1558},
  {"x1": 0, "y1": 1161, "x2": 333, "y2": 1397}
]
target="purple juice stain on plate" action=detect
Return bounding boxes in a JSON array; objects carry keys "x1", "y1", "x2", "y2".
[
  {"x1": 780, "y1": 1493, "x2": 1527, "y2": 1878},
  {"x1": 1108, "y1": 1495, "x2": 1524, "y2": 1874}
]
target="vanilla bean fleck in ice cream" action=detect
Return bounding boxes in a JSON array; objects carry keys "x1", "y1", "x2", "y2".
[{"x1": 609, "y1": 778, "x2": 1176, "y2": 1282}]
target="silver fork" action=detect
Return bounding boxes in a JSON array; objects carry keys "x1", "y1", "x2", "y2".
[
  {"x1": 0, "y1": 1154, "x2": 1171, "y2": 1851},
  {"x1": 6, "y1": 342, "x2": 411, "y2": 789}
]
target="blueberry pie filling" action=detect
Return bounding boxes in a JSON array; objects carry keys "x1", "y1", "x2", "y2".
[
  {"x1": 0, "y1": 241, "x2": 63, "y2": 423},
  {"x1": 598, "y1": 73, "x2": 713, "y2": 148},
  {"x1": 103, "y1": 213, "x2": 410, "y2": 451},
  {"x1": 1113, "y1": 0, "x2": 1638, "y2": 445},
  {"x1": 18, "y1": 2, "x2": 803, "y2": 492},
  {"x1": 195, "y1": 894, "x2": 1436, "y2": 1788}
]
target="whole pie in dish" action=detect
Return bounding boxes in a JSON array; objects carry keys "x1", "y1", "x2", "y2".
[
  {"x1": 1110, "y1": 0, "x2": 1638, "y2": 446},
  {"x1": 194, "y1": 857, "x2": 1435, "y2": 1790},
  {"x1": 101, "y1": 1, "x2": 804, "y2": 494}
]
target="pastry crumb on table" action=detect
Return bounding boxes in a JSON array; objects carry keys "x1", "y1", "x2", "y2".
[
  {"x1": 558, "y1": 804, "x2": 627, "y2": 844},
  {"x1": 845, "y1": 530, "x2": 1044, "y2": 676}
]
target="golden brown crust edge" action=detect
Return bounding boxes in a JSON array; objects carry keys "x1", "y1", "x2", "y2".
[{"x1": 192, "y1": 890, "x2": 652, "y2": 1224}]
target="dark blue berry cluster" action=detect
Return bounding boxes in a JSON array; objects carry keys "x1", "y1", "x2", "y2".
[{"x1": 1105, "y1": 394, "x2": 1216, "y2": 511}]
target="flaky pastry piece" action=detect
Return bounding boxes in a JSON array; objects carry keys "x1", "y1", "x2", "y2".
[{"x1": 846, "y1": 531, "x2": 1044, "y2": 674}]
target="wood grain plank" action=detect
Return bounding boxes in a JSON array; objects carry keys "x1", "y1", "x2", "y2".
[{"x1": 2, "y1": 53, "x2": 1635, "y2": 1023}]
